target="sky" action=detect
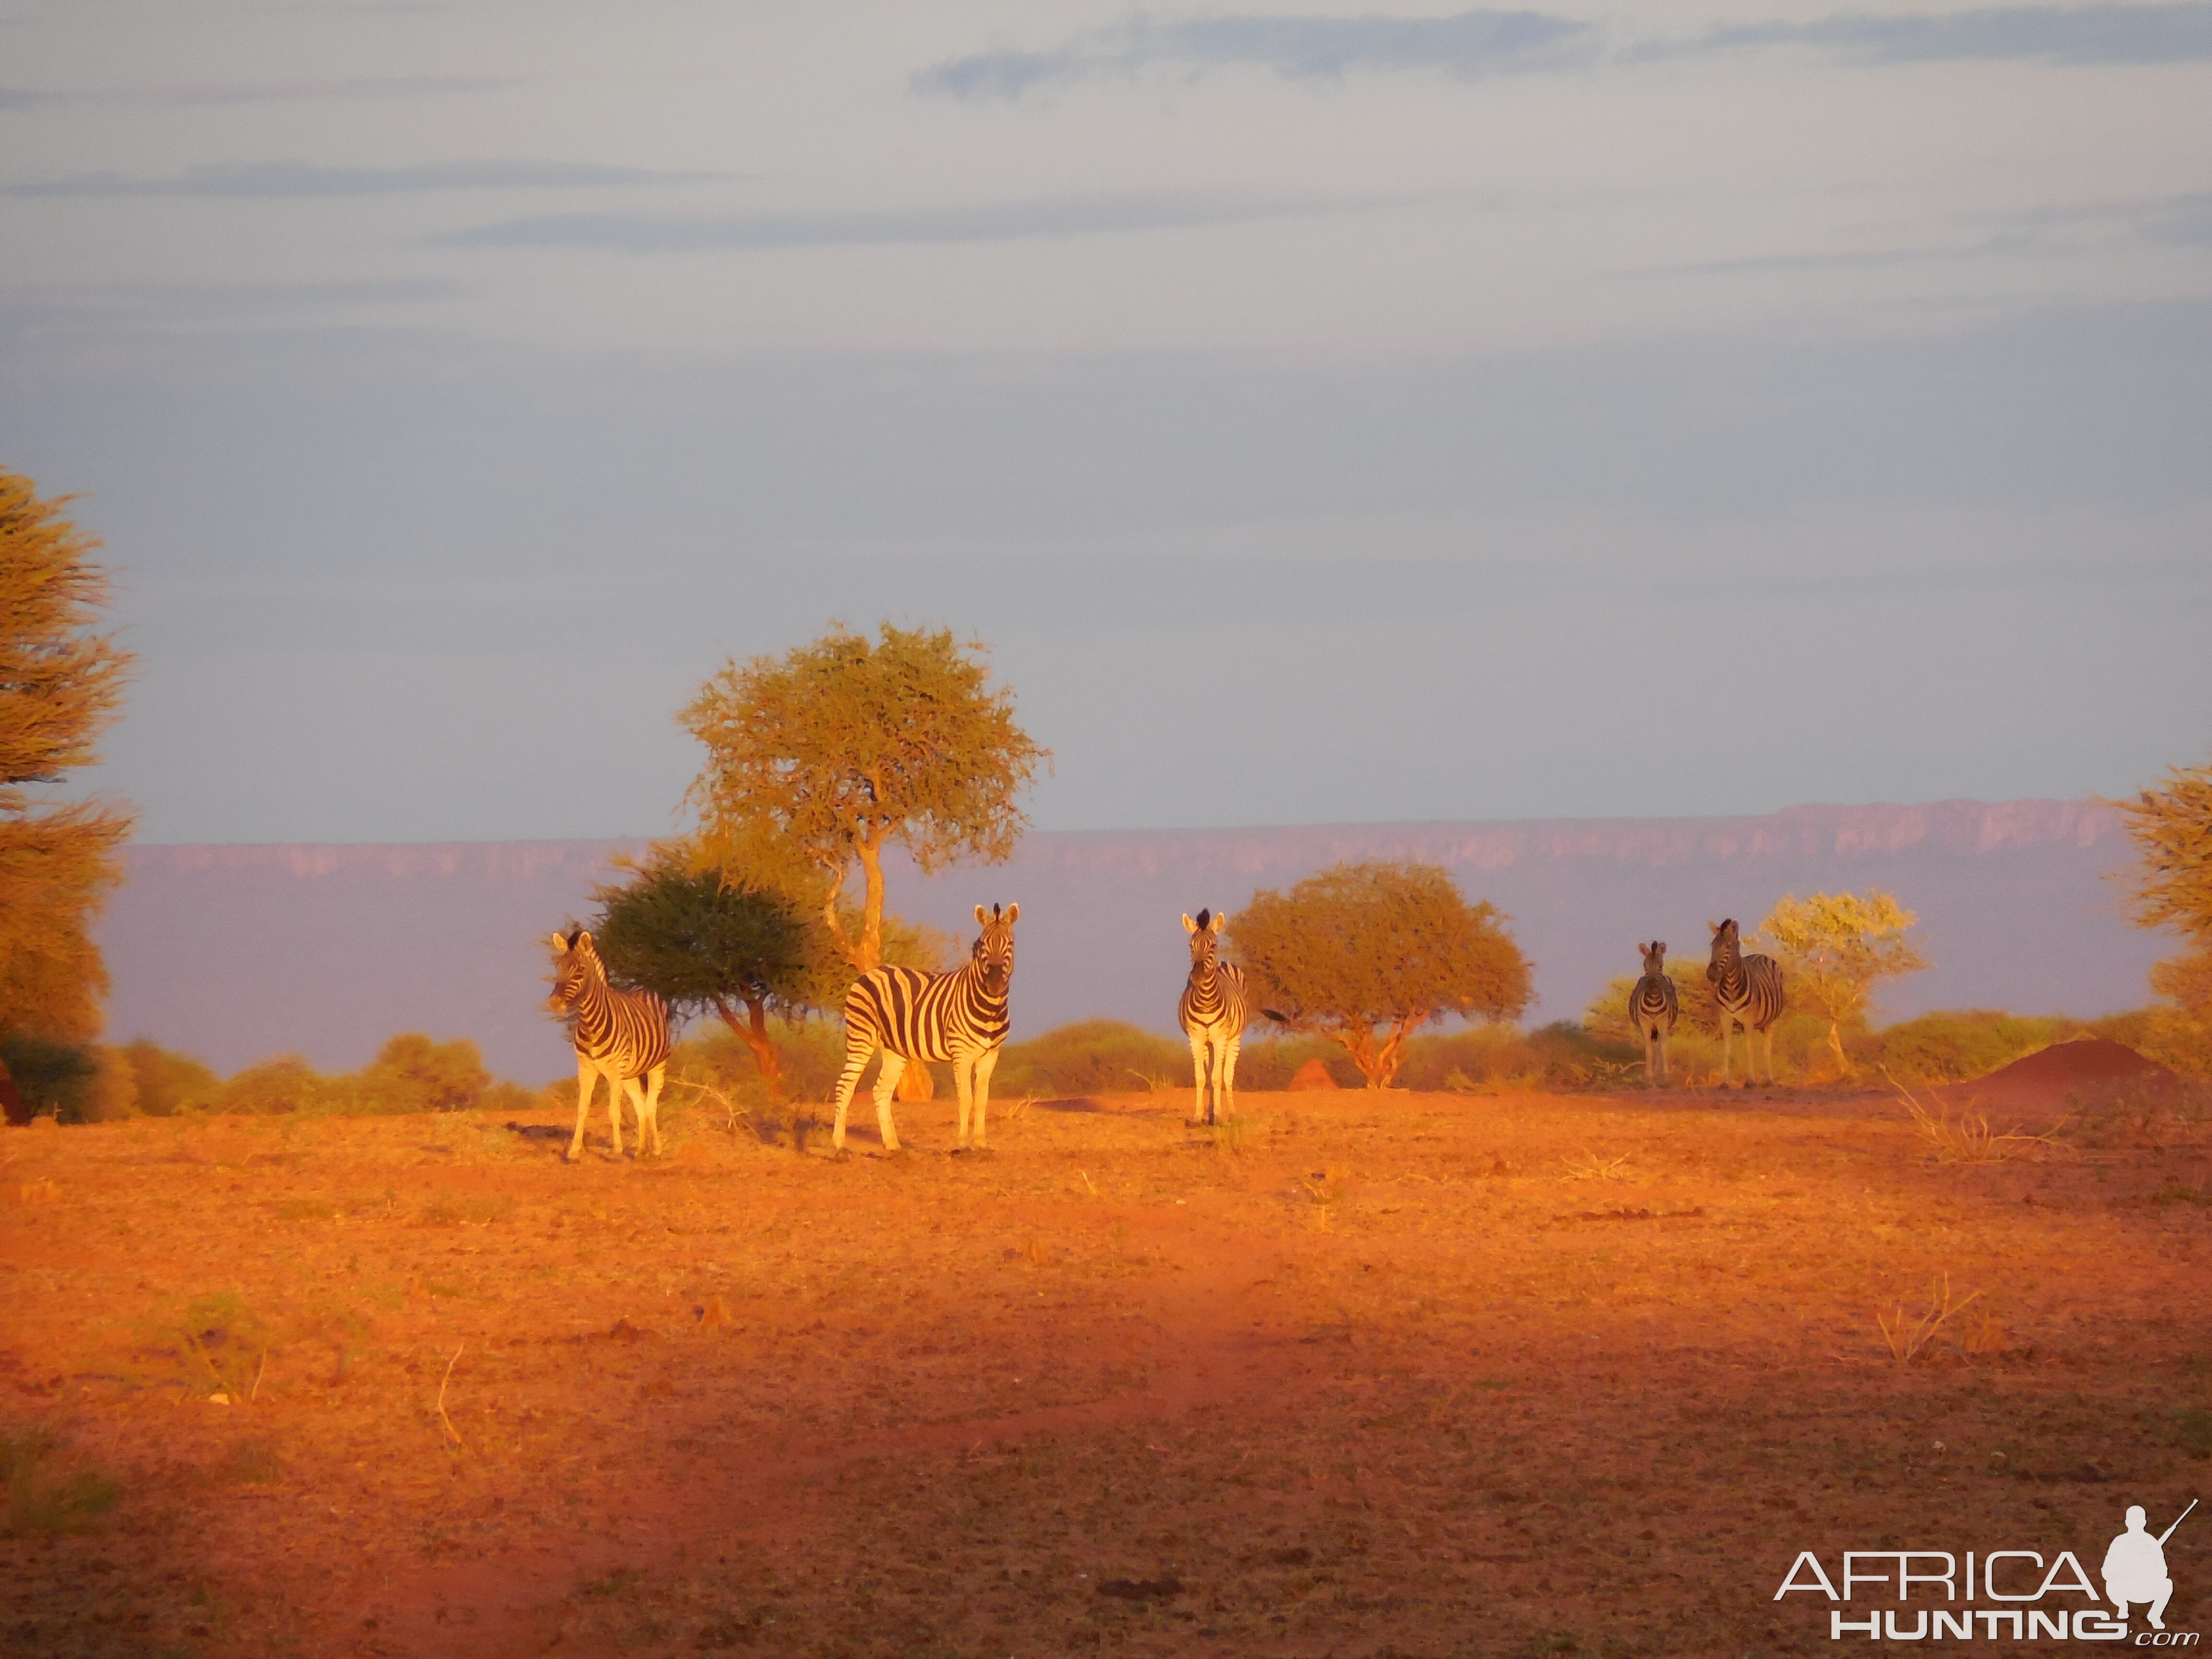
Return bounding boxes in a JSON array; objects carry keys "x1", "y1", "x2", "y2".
[{"x1": 2, "y1": 0, "x2": 2208, "y2": 846}]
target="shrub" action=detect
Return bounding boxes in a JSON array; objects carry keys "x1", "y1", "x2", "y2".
[
  {"x1": 357, "y1": 1034, "x2": 492, "y2": 1113},
  {"x1": 990, "y1": 1020, "x2": 1192, "y2": 1098},
  {"x1": 1873, "y1": 1010, "x2": 2086, "y2": 1083},
  {"x1": 120, "y1": 1038, "x2": 219, "y2": 1116},
  {"x1": 1395, "y1": 1026, "x2": 1547, "y2": 1092},
  {"x1": 212, "y1": 1055, "x2": 326, "y2": 1115},
  {"x1": 0, "y1": 1031, "x2": 97, "y2": 1121},
  {"x1": 1226, "y1": 1035, "x2": 1362, "y2": 1091}
]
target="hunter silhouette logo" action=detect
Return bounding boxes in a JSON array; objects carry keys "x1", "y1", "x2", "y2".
[
  {"x1": 1774, "y1": 1497, "x2": 2200, "y2": 1643},
  {"x1": 2107, "y1": 1501, "x2": 2195, "y2": 1632}
]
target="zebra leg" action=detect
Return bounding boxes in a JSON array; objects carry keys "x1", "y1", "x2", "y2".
[
  {"x1": 566, "y1": 1056, "x2": 598, "y2": 1162},
  {"x1": 952, "y1": 1051, "x2": 976, "y2": 1149},
  {"x1": 1222, "y1": 1033, "x2": 1241, "y2": 1121},
  {"x1": 1656, "y1": 1027, "x2": 1669, "y2": 1087},
  {"x1": 830, "y1": 1043, "x2": 874, "y2": 1152},
  {"x1": 1208, "y1": 1037, "x2": 1230, "y2": 1126},
  {"x1": 1188, "y1": 1031, "x2": 1210, "y2": 1125},
  {"x1": 1718, "y1": 1019, "x2": 1736, "y2": 1088},
  {"x1": 872, "y1": 1052, "x2": 905, "y2": 1154},
  {"x1": 636, "y1": 1064, "x2": 666, "y2": 1157},
  {"x1": 972, "y1": 1046, "x2": 999, "y2": 1149}
]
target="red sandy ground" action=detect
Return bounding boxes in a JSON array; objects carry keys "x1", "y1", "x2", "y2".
[{"x1": 2, "y1": 1074, "x2": 2208, "y2": 1659}]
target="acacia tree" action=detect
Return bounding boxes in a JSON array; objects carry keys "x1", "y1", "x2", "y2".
[
  {"x1": 1233, "y1": 860, "x2": 1531, "y2": 1089},
  {"x1": 1757, "y1": 889, "x2": 1926, "y2": 1077},
  {"x1": 590, "y1": 856, "x2": 814, "y2": 1097},
  {"x1": 2116, "y1": 759, "x2": 2212, "y2": 1075},
  {"x1": 679, "y1": 624, "x2": 1047, "y2": 974},
  {"x1": 0, "y1": 472, "x2": 135, "y2": 1117}
]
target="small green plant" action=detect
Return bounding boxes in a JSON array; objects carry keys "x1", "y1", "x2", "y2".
[
  {"x1": 1877, "y1": 1274, "x2": 1983, "y2": 1364},
  {"x1": 171, "y1": 1290, "x2": 272, "y2": 1402},
  {"x1": 1, "y1": 1428, "x2": 120, "y2": 1535}
]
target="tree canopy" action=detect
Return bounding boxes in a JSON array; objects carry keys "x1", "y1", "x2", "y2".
[
  {"x1": 1232, "y1": 860, "x2": 1531, "y2": 1089},
  {"x1": 0, "y1": 471, "x2": 135, "y2": 1048},
  {"x1": 2116, "y1": 759, "x2": 2212, "y2": 1077},
  {"x1": 590, "y1": 856, "x2": 816, "y2": 1096},
  {"x1": 1758, "y1": 889, "x2": 1925, "y2": 1077},
  {"x1": 2117, "y1": 760, "x2": 2212, "y2": 947},
  {"x1": 678, "y1": 624, "x2": 1047, "y2": 974}
]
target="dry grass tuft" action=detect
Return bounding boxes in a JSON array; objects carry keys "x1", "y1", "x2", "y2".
[
  {"x1": 1888, "y1": 1071, "x2": 2059, "y2": 1164},
  {"x1": 1876, "y1": 1274, "x2": 1984, "y2": 1364},
  {"x1": 1563, "y1": 1153, "x2": 1633, "y2": 1182}
]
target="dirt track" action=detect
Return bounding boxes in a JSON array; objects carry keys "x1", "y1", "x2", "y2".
[{"x1": 3, "y1": 1082, "x2": 2208, "y2": 1658}]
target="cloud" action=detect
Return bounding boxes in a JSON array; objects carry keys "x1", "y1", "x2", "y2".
[
  {"x1": 441, "y1": 190, "x2": 1403, "y2": 252},
  {"x1": 0, "y1": 75, "x2": 511, "y2": 112},
  {"x1": 1689, "y1": 2, "x2": 2212, "y2": 65},
  {"x1": 4, "y1": 160, "x2": 730, "y2": 199},
  {"x1": 912, "y1": 2, "x2": 2212, "y2": 101},
  {"x1": 914, "y1": 10, "x2": 1592, "y2": 99}
]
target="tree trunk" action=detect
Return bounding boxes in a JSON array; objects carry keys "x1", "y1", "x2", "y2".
[
  {"x1": 1827, "y1": 1019, "x2": 1852, "y2": 1078},
  {"x1": 854, "y1": 833, "x2": 885, "y2": 973},
  {"x1": 713, "y1": 997, "x2": 784, "y2": 1101}
]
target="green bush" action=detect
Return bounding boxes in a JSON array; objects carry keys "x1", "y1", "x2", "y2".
[
  {"x1": 1872, "y1": 1010, "x2": 2088, "y2": 1082},
  {"x1": 203, "y1": 1035, "x2": 534, "y2": 1117},
  {"x1": 357, "y1": 1034, "x2": 492, "y2": 1113},
  {"x1": 212, "y1": 1055, "x2": 326, "y2": 1115},
  {"x1": 0, "y1": 1032, "x2": 97, "y2": 1121},
  {"x1": 1395, "y1": 1026, "x2": 1547, "y2": 1091},
  {"x1": 990, "y1": 1020, "x2": 1193, "y2": 1098},
  {"x1": 120, "y1": 1038, "x2": 219, "y2": 1116}
]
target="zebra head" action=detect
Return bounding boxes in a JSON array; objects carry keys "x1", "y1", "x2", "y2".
[
  {"x1": 1184, "y1": 908, "x2": 1226, "y2": 982},
  {"x1": 1640, "y1": 941, "x2": 1667, "y2": 977},
  {"x1": 546, "y1": 926, "x2": 603, "y2": 1014},
  {"x1": 969, "y1": 902, "x2": 1020, "y2": 997},
  {"x1": 1706, "y1": 919, "x2": 1739, "y2": 984}
]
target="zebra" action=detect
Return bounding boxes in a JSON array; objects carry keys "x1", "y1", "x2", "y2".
[
  {"x1": 1706, "y1": 917, "x2": 1786, "y2": 1087},
  {"x1": 545, "y1": 927, "x2": 673, "y2": 1162},
  {"x1": 830, "y1": 902, "x2": 1019, "y2": 1154},
  {"x1": 1178, "y1": 909, "x2": 1249, "y2": 1126},
  {"x1": 1627, "y1": 940, "x2": 1679, "y2": 1088}
]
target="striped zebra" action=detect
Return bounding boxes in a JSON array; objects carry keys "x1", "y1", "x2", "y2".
[
  {"x1": 1706, "y1": 918, "x2": 1786, "y2": 1087},
  {"x1": 830, "y1": 902, "x2": 1019, "y2": 1154},
  {"x1": 1179, "y1": 909, "x2": 1249, "y2": 1126},
  {"x1": 1627, "y1": 940, "x2": 1679, "y2": 1088},
  {"x1": 545, "y1": 927, "x2": 673, "y2": 1162}
]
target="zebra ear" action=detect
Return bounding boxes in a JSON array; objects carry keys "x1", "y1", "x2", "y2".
[
  {"x1": 1005, "y1": 902, "x2": 1018, "y2": 924},
  {"x1": 1709, "y1": 921, "x2": 1721, "y2": 936},
  {"x1": 549, "y1": 931, "x2": 571, "y2": 952},
  {"x1": 1183, "y1": 913, "x2": 1198, "y2": 934},
  {"x1": 1212, "y1": 911, "x2": 1227, "y2": 932},
  {"x1": 974, "y1": 905, "x2": 989, "y2": 925}
]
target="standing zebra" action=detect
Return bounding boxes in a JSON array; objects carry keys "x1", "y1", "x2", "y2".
[
  {"x1": 545, "y1": 927, "x2": 673, "y2": 1162},
  {"x1": 830, "y1": 903, "x2": 1019, "y2": 1154},
  {"x1": 1706, "y1": 917, "x2": 1786, "y2": 1087},
  {"x1": 1178, "y1": 909, "x2": 1248, "y2": 1126},
  {"x1": 1627, "y1": 941, "x2": 1679, "y2": 1088}
]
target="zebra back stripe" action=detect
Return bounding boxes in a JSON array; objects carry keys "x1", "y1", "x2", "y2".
[
  {"x1": 840, "y1": 903, "x2": 1018, "y2": 1067},
  {"x1": 842, "y1": 963, "x2": 1010, "y2": 1063}
]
